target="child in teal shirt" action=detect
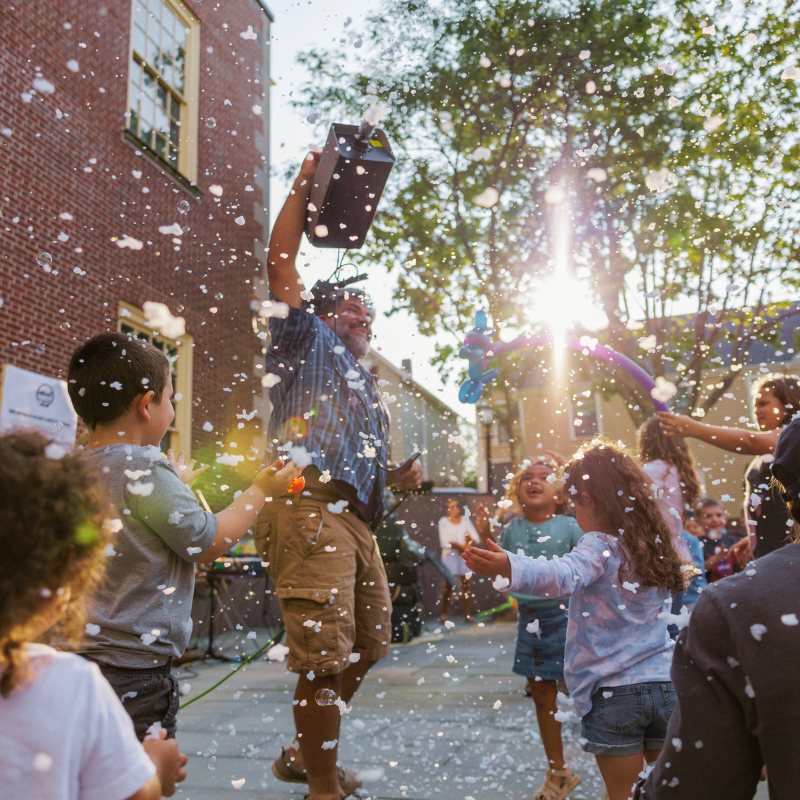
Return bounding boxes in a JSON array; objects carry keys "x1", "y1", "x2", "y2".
[{"x1": 475, "y1": 456, "x2": 584, "y2": 800}]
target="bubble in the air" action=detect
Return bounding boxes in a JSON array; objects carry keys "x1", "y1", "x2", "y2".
[
  {"x1": 215, "y1": 292, "x2": 224, "y2": 300},
  {"x1": 205, "y1": 117, "x2": 217, "y2": 128},
  {"x1": 37, "y1": 252, "x2": 53, "y2": 269},
  {"x1": 182, "y1": 225, "x2": 191, "y2": 233},
  {"x1": 315, "y1": 688, "x2": 337, "y2": 706},
  {"x1": 178, "y1": 200, "x2": 190, "y2": 214}
]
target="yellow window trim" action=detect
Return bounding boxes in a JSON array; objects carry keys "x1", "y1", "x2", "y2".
[
  {"x1": 117, "y1": 301, "x2": 194, "y2": 457},
  {"x1": 127, "y1": 0, "x2": 200, "y2": 183}
]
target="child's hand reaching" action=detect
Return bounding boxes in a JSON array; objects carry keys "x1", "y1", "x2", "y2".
[
  {"x1": 462, "y1": 538, "x2": 512, "y2": 583},
  {"x1": 253, "y1": 459, "x2": 304, "y2": 498},
  {"x1": 473, "y1": 503, "x2": 493, "y2": 542},
  {"x1": 142, "y1": 729, "x2": 188, "y2": 797},
  {"x1": 166, "y1": 449, "x2": 210, "y2": 487}
]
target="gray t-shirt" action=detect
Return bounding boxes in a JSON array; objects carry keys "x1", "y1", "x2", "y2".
[{"x1": 77, "y1": 444, "x2": 217, "y2": 667}]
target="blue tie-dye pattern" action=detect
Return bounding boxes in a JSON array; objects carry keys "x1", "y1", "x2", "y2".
[{"x1": 507, "y1": 532, "x2": 674, "y2": 717}]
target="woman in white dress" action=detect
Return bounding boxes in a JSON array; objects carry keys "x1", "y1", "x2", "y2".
[{"x1": 438, "y1": 498, "x2": 479, "y2": 623}]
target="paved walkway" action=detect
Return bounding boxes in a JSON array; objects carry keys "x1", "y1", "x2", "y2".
[{"x1": 173, "y1": 620, "x2": 768, "y2": 800}]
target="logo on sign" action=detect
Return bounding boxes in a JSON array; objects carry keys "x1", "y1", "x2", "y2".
[{"x1": 36, "y1": 384, "x2": 55, "y2": 408}]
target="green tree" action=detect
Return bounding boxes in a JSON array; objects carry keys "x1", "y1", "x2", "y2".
[{"x1": 294, "y1": 0, "x2": 800, "y2": 463}]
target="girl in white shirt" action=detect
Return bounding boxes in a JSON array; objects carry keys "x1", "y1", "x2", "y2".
[
  {"x1": 438, "y1": 498, "x2": 480, "y2": 622},
  {"x1": 0, "y1": 431, "x2": 186, "y2": 800}
]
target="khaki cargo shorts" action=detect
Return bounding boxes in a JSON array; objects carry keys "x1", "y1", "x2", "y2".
[{"x1": 254, "y1": 494, "x2": 392, "y2": 676}]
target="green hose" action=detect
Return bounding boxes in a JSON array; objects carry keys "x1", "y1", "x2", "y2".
[{"x1": 179, "y1": 625, "x2": 285, "y2": 709}]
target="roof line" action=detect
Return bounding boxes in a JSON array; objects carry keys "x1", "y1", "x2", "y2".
[{"x1": 254, "y1": 0, "x2": 275, "y2": 21}]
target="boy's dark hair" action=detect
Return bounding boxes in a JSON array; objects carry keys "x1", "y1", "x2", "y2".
[
  {"x1": 699, "y1": 497, "x2": 725, "y2": 512},
  {"x1": 68, "y1": 332, "x2": 170, "y2": 429},
  {"x1": 0, "y1": 432, "x2": 115, "y2": 696}
]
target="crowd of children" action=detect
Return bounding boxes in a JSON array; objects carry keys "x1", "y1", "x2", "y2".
[{"x1": 1, "y1": 326, "x2": 795, "y2": 800}]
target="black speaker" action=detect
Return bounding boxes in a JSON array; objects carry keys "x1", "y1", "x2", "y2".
[{"x1": 304, "y1": 123, "x2": 395, "y2": 249}]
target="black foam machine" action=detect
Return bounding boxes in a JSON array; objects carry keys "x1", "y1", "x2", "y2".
[{"x1": 305, "y1": 113, "x2": 396, "y2": 249}]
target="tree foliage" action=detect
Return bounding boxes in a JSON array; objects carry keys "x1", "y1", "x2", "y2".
[{"x1": 294, "y1": 0, "x2": 800, "y2": 461}]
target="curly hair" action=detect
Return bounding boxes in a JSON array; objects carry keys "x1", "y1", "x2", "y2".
[
  {"x1": 504, "y1": 456, "x2": 568, "y2": 517},
  {"x1": 752, "y1": 375, "x2": 800, "y2": 426},
  {"x1": 637, "y1": 416, "x2": 701, "y2": 507},
  {"x1": 562, "y1": 437, "x2": 685, "y2": 592},
  {"x1": 0, "y1": 432, "x2": 115, "y2": 697}
]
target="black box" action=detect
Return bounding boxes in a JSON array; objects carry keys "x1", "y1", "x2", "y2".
[{"x1": 304, "y1": 123, "x2": 395, "y2": 249}]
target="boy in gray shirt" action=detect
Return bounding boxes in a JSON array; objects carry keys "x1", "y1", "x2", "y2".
[{"x1": 68, "y1": 332, "x2": 301, "y2": 739}]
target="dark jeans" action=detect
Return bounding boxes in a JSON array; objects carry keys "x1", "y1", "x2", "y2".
[{"x1": 84, "y1": 657, "x2": 179, "y2": 741}]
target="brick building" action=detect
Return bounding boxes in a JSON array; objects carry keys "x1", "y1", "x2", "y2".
[{"x1": 1, "y1": 0, "x2": 274, "y2": 496}]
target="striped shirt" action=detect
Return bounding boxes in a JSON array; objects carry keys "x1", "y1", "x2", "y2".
[{"x1": 265, "y1": 298, "x2": 390, "y2": 524}]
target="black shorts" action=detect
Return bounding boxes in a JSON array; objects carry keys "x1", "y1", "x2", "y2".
[{"x1": 83, "y1": 657, "x2": 179, "y2": 742}]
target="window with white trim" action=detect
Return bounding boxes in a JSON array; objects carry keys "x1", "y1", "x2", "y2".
[
  {"x1": 127, "y1": 0, "x2": 199, "y2": 180},
  {"x1": 118, "y1": 301, "x2": 194, "y2": 454}
]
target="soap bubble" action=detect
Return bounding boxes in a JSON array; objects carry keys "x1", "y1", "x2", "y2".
[
  {"x1": 37, "y1": 252, "x2": 53, "y2": 269},
  {"x1": 215, "y1": 292, "x2": 224, "y2": 300},
  {"x1": 205, "y1": 117, "x2": 216, "y2": 128},
  {"x1": 177, "y1": 200, "x2": 190, "y2": 214},
  {"x1": 315, "y1": 688, "x2": 337, "y2": 706}
]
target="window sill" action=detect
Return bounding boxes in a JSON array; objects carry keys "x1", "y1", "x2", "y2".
[{"x1": 122, "y1": 129, "x2": 203, "y2": 199}]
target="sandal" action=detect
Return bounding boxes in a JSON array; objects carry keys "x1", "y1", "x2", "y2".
[
  {"x1": 272, "y1": 748, "x2": 362, "y2": 794},
  {"x1": 534, "y1": 766, "x2": 581, "y2": 800}
]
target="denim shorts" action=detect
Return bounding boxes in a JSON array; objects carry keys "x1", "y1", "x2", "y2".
[
  {"x1": 581, "y1": 682, "x2": 676, "y2": 756},
  {"x1": 512, "y1": 603, "x2": 568, "y2": 681},
  {"x1": 84, "y1": 658, "x2": 179, "y2": 741}
]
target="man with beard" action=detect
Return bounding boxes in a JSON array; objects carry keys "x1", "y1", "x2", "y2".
[{"x1": 257, "y1": 152, "x2": 422, "y2": 800}]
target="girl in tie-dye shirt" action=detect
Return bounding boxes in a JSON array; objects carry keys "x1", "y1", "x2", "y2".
[{"x1": 464, "y1": 438, "x2": 687, "y2": 800}]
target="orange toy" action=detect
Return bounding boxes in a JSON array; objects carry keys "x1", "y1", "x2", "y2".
[{"x1": 287, "y1": 475, "x2": 306, "y2": 494}]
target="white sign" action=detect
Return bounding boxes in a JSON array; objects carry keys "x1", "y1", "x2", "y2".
[{"x1": 0, "y1": 364, "x2": 78, "y2": 447}]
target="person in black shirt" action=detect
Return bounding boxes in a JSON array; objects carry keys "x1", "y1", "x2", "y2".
[
  {"x1": 633, "y1": 415, "x2": 800, "y2": 799},
  {"x1": 659, "y1": 376, "x2": 800, "y2": 559}
]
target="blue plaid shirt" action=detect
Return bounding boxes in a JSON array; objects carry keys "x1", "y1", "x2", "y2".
[{"x1": 265, "y1": 298, "x2": 390, "y2": 523}]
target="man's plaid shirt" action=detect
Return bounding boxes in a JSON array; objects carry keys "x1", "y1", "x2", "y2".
[{"x1": 265, "y1": 298, "x2": 390, "y2": 522}]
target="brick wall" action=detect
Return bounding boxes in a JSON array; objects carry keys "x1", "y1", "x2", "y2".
[{"x1": 0, "y1": 0, "x2": 272, "y2": 496}]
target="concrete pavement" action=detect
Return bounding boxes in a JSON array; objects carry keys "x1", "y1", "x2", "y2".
[{"x1": 172, "y1": 620, "x2": 768, "y2": 800}]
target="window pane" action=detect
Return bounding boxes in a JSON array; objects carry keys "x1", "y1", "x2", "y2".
[
  {"x1": 157, "y1": 82, "x2": 168, "y2": 110},
  {"x1": 120, "y1": 323, "x2": 134, "y2": 336},
  {"x1": 162, "y1": 55, "x2": 174, "y2": 86},
  {"x1": 151, "y1": 0, "x2": 162, "y2": 23},
  {"x1": 162, "y1": 7, "x2": 176, "y2": 37},
  {"x1": 132, "y1": 25, "x2": 146, "y2": 57},
  {"x1": 169, "y1": 118, "x2": 179, "y2": 147},
  {"x1": 143, "y1": 70, "x2": 156, "y2": 100},
  {"x1": 154, "y1": 132, "x2": 167, "y2": 156},
  {"x1": 134, "y1": 2, "x2": 147, "y2": 30},
  {"x1": 128, "y1": 108, "x2": 140, "y2": 135},
  {"x1": 175, "y1": 24, "x2": 186, "y2": 48},
  {"x1": 173, "y1": 66, "x2": 184, "y2": 93},
  {"x1": 148, "y1": 34, "x2": 160, "y2": 67},
  {"x1": 170, "y1": 94, "x2": 181, "y2": 120},
  {"x1": 155, "y1": 104, "x2": 168, "y2": 136}
]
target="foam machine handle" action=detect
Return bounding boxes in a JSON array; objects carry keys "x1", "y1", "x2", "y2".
[{"x1": 305, "y1": 112, "x2": 396, "y2": 249}]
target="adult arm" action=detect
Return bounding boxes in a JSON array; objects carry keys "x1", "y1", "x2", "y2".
[
  {"x1": 267, "y1": 151, "x2": 321, "y2": 308},
  {"x1": 658, "y1": 411, "x2": 779, "y2": 456},
  {"x1": 633, "y1": 592, "x2": 762, "y2": 799}
]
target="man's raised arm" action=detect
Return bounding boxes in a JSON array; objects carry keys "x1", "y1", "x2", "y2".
[{"x1": 267, "y1": 151, "x2": 321, "y2": 309}]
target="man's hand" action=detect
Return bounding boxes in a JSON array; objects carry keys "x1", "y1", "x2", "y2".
[
  {"x1": 387, "y1": 460, "x2": 423, "y2": 491},
  {"x1": 463, "y1": 538, "x2": 512, "y2": 582},
  {"x1": 142, "y1": 730, "x2": 188, "y2": 797},
  {"x1": 166, "y1": 449, "x2": 209, "y2": 487},
  {"x1": 299, "y1": 149, "x2": 322, "y2": 181},
  {"x1": 473, "y1": 503, "x2": 493, "y2": 542}
]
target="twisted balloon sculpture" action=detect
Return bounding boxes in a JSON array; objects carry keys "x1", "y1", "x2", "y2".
[{"x1": 457, "y1": 312, "x2": 669, "y2": 412}]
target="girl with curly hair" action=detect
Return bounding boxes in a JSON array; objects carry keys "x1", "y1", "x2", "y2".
[
  {"x1": 464, "y1": 437, "x2": 686, "y2": 800},
  {"x1": 0, "y1": 432, "x2": 186, "y2": 800},
  {"x1": 659, "y1": 375, "x2": 800, "y2": 558}
]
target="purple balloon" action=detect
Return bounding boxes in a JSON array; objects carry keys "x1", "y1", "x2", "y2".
[{"x1": 463, "y1": 331, "x2": 670, "y2": 412}]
